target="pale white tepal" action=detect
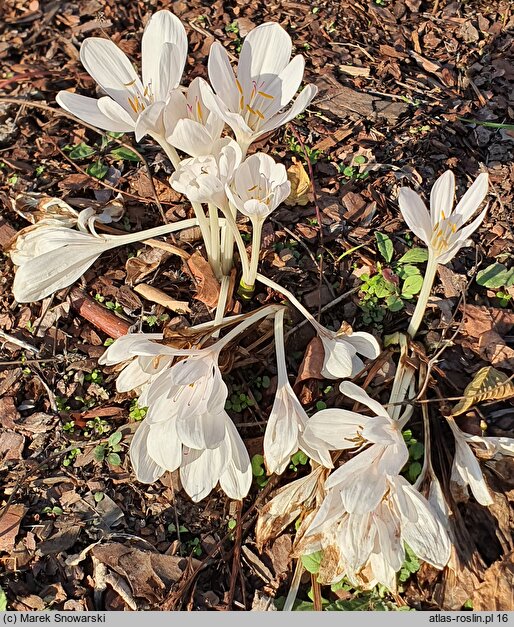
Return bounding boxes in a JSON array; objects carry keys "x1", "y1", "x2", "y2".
[
  {"x1": 57, "y1": 10, "x2": 187, "y2": 141},
  {"x1": 202, "y1": 22, "x2": 318, "y2": 153},
  {"x1": 398, "y1": 170, "x2": 489, "y2": 264}
]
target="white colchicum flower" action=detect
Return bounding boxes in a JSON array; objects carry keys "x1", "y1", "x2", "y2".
[
  {"x1": 264, "y1": 309, "x2": 333, "y2": 475},
  {"x1": 98, "y1": 332, "x2": 172, "y2": 395},
  {"x1": 256, "y1": 273, "x2": 380, "y2": 379},
  {"x1": 398, "y1": 170, "x2": 489, "y2": 265},
  {"x1": 303, "y1": 381, "x2": 410, "y2": 514},
  {"x1": 299, "y1": 475, "x2": 451, "y2": 591},
  {"x1": 165, "y1": 77, "x2": 225, "y2": 157},
  {"x1": 170, "y1": 139, "x2": 242, "y2": 209},
  {"x1": 446, "y1": 417, "x2": 514, "y2": 506},
  {"x1": 104, "y1": 305, "x2": 281, "y2": 501},
  {"x1": 9, "y1": 218, "x2": 198, "y2": 303},
  {"x1": 57, "y1": 10, "x2": 187, "y2": 141},
  {"x1": 202, "y1": 22, "x2": 318, "y2": 153},
  {"x1": 227, "y1": 154, "x2": 290, "y2": 292}
]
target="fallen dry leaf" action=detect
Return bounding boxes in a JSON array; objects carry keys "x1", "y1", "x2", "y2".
[
  {"x1": 285, "y1": 158, "x2": 311, "y2": 207},
  {"x1": 186, "y1": 251, "x2": 220, "y2": 308},
  {"x1": 0, "y1": 430, "x2": 25, "y2": 463},
  {"x1": 452, "y1": 367, "x2": 514, "y2": 416},
  {"x1": 294, "y1": 336, "x2": 325, "y2": 386},
  {"x1": 473, "y1": 551, "x2": 514, "y2": 610},
  {"x1": 125, "y1": 247, "x2": 170, "y2": 285},
  {"x1": 0, "y1": 504, "x2": 26, "y2": 552},
  {"x1": 134, "y1": 284, "x2": 191, "y2": 314}
]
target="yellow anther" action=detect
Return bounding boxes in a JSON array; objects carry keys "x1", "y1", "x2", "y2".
[
  {"x1": 246, "y1": 104, "x2": 257, "y2": 115},
  {"x1": 239, "y1": 95, "x2": 245, "y2": 111},
  {"x1": 235, "y1": 79, "x2": 243, "y2": 94},
  {"x1": 258, "y1": 90, "x2": 274, "y2": 99},
  {"x1": 441, "y1": 210, "x2": 446, "y2": 220},
  {"x1": 255, "y1": 109, "x2": 265, "y2": 120},
  {"x1": 143, "y1": 85, "x2": 150, "y2": 97},
  {"x1": 248, "y1": 184, "x2": 258, "y2": 192},
  {"x1": 197, "y1": 100, "x2": 204, "y2": 124},
  {"x1": 128, "y1": 96, "x2": 139, "y2": 113},
  {"x1": 124, "y1": 79, "x2": 137, "y2": 87},
  {"x1": 451, "y1": 224, "x2": 457, "y2": 233}
]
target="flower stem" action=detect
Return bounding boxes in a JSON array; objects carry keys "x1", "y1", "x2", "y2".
[
  {"x1": 212, "y1": 275, "x2": 230, "y2": 339},
  {"x1": 274, "y1": 308, "x2": 288, "y2": 385},
  {"x1": 151, "y1": 134, "x2": 181, "y2": 170},
  {"x1": 241, "y1": 219, "x2": 264, "y2": 296},
  {"x1": 407, "y1": 252, "x2": 438, "y2": 338},
  {"x1": 221, "y1": 204, "x2": 237, "y2": 275},
  {"x1": 215, "y1": 304, "x2": 282, "y2": 352},
  {"x1": 387, "y1": 251, "x2": 438, "y2": 420},
  {"x1": 208, "y1": 203, "x2": 221, "y2": 279},
  {"x1": 190, "y1": 201, "x2": 212, "y2": 259},
  {"x1": 218, "y1": 205, "x2": 251, "y2": 282},
  {"x1": 255, "y1": 273, "x2": 322, "y2": 334},
  {"x1": 102, "y1": 218, "x2": 199, "y2": 247}
]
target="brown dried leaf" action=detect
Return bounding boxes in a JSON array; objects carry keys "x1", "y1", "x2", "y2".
[
  {"x1": 295, "y1": 337, "x2": 325, "y2": 385},
  {"x1": 255, "y1": 467, "x2": 325, "y2": 550},
  {"x1": 134, "y1": 284, "x2": 191, "y2": 314},
  {"x1": 285, "y1": 158, "x2": 311, "y2": 207},
  {"x1": 0, "y1": 504, "x2": 26, "y2": 552},
  {"x1": 0, "y1": 430, "x2": 25, "y2": 462},
  {"x1": 92, "y1": 543, "x2": 195, "y2": 603},
  {"x1": 125, "y1": 247, "x2": 170, "y2": 285},
  {"x1": 473, "y1": 551, "x2": 514, "y2": 610},
  {"x1": 452, "y1": 367, "x2": 514, "y2": 416},
  {"x1": 186, "y1": 251, "x2": 220, "y2": 308}
]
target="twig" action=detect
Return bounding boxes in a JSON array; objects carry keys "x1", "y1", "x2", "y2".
[
  {"x1": 0, "y1": 330, "x2": 40, "y2": 354},
  {"x1": 68, "y1": 287, "x2": 131, "y2": 338}
]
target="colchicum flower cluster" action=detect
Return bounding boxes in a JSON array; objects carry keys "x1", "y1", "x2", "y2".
[{"x1": 6, "y1": 6, "x2": 503, "y2": 601}]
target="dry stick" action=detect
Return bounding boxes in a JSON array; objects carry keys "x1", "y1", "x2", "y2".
[
  {"x1": 0, "y1": 97, "x2": 167, "y2": 222},
  {"x1": 287, "y1": 122, "x2": 325, "y2": 320},
  {"x1": 69, "y1": 287, "x2": 131, "y2": 338}
]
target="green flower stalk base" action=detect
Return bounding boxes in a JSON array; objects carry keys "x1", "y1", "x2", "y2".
[{"x1": 238, "y1": 279, "x2": 255, "y2": 300}]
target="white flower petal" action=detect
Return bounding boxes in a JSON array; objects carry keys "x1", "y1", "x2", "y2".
[
  {"x1": 430, "y1": 170, "x2": 455, "y2": 226},
  {"x1": 264, "y1": 388, "x2": 300, "y2": 475},
  {"x1": 219, "y1": 418, "x2": 252, "y2": 499},
  {"x1": 141, "y1": 10, "x2": 187, "y2": 97},
  {"x1": 303, "y1": 408, "x2": 368, "y2": 450},
  {"x1": 80, "y1": 37, "x2": 141, "y2": 112},
  {"x1": 134, "y1": 101, "x2": 166, "y2": 141},
  {"x1": 180, "y1": 444, "x2": 226, "y2": 502},
  {"x1": 130, "y1": 422, "x2": 165, "y2": 483},
  {"x1": 176, "y1": 408, "x2": 226, "y2": 450},
  {"x1": 207, "y1": 42, "x2": 240, "y2": 112},
  {"x1": 146, "y1": 418, "x2": 182, "y2": 471},
  {"x1": 257, "y1": 84, "x2": 318, "y2": 135},
  {"x1": 453, "y1": 172, "x2": 489, "y2": 224},
  {"x1": 320, "y1": 334, "x2": 355, "y2": 379},
  {"x1": 437, "y1": 207, "x2": 487, "y2": 264},
  {"x1": 56, "y1": 92, "x2": 135, "y2": 131},
  {"x1": 99, "y1": 333, "x2": 163, "y2": 365},
  {"x1": 339, "y1": 381, "x2": 389, "y2": 418},
  {"x1": 398, "y1": 187, "x2": 432, "y2": 245},
  {"x1": 342, "y1": 331, "x2": 381, "y2": 360}
]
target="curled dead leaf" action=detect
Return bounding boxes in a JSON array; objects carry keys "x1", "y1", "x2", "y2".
[
  {"x1": 452, "y1": 367, "x2": 514, "y2": 417},
  {"x1": 186, "y1": 251, "x2": 220, "y2": 308},
  {"x1": 285, "y1": 158, "x2": 311, "y2": 207}
]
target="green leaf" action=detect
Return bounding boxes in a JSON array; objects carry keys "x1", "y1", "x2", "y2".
[
  {"x1": 407, "y1": 461, "x2": 422, "y2": 482},
  {"x1": 68, "y1": 142, "x2": 96, "y2": 160},
  {"x1": 87, "y1": 160, "x2": 109, "y2": 180},
  {"x1": 386, "y1": 295, "x2": 404, "y2": 312},
  {"x1": 109, "y1": 146, "x2": 140, "y2": 162},
  {"x1": 409, "y1": 441, "x2": 424, "y2": 461},
  {"x1": 476, "y1": 263, "x2": 514, "y2": 289},
  {"x1": 251, "y1": 454, "x2": 265, "y2": 477},
  {"x1": 376, "y1": 232, "x2": 394, "y2": 263},
  {"x1": 402, "y1": 275, "x2": 423, "y2": 297},
  {"x1": 0, "y1": 586, "x2": 7, "y2": 611},
  {"x1": 301, "y1": 551, "x2": 323, "y2": 574},
  {"x1": 108, "y1": 431, "x2": 122, "y2": 447},
  {"x1": 94, "y1": 445, "x2": 106, "y2": 462},
  {"x1": 94, "y1": 491, "x2": 104, "y2": 503},
  {"x1": 353, "y1": 155, "x2": 367, "y2": 165},
  {"x1": 397, "y1": 264, "x2": 421, "y2": 279},
  {"x1": 374, "y1": 278, "x2": 396, "y2": 298},
  {"x1": 107, "y1": 452, "x2": 122, "y2": 466},
  {"x1": 398, "y1": 248, "x2": 429, "y2": 264}
]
